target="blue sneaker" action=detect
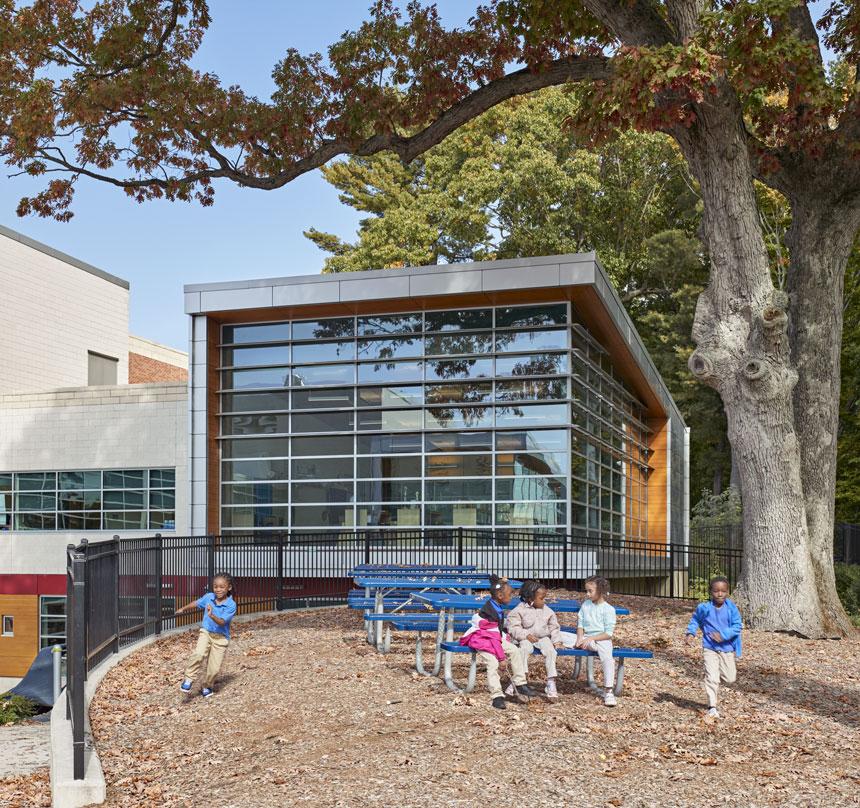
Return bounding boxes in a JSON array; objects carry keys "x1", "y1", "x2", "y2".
[
  {"x1": 201, "y1": 687, "x2": 213, "y2": 698},
  {"x1": 180, "y1": 679, "x2": 192, "y2": 693}
]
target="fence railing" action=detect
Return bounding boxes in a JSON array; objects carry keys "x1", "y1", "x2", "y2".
[
  {"x1": 64, "y1": 529, "x2": 742, "y2": 779},
  {"x1": 835, "y1": 523, "x2": 860, "y2": 565}
]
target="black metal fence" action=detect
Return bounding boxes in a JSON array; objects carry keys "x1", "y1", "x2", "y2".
[
  {"x1": 835, "y1": 523, "x2": 860, "y2": 565},
  {"x1": 65, "y1": 529, "x2": 741, "y2": 779}
]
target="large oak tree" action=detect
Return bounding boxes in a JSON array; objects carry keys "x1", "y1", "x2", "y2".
[{"x1": 2, "y1": 0, "x2": 858, "y2": 635}]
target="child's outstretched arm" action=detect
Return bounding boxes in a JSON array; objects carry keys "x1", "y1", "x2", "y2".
[
  {"x1": 175, "y1": 600, "x2": 202, "y2": 616},
  {"x1": 684, "y1": 606, "x2": 703, "y2": 645}
]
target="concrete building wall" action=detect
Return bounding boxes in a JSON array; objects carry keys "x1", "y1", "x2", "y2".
[
  {"x1": 0, "y1": 383, "x2": 188, "y2": 578},
  {"x1": 0, "y1": 225, "x2": 130, "y2": 393}
]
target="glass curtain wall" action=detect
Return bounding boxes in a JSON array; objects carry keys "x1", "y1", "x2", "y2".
[{"x1": 219, "y1": 303, "x2": 650, "y2": 542}]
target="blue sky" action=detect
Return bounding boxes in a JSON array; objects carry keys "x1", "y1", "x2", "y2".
[{"x1": 0, "y1": 1, "x2": 472, "y2": 350}]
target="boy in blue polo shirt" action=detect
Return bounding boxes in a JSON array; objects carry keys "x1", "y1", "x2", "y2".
[
  {"x1": 685, "y1": 576, "x2": 742, "y2": 719},
  {"x1": 177, "y1": 572, "x2": 237, "y2": 698}
]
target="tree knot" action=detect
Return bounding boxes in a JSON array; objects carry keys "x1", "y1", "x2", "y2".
[
  {"x1": 688, "y1": 351, "x2": 715, "y2": 380},
  {"x1": 742, "y1": 358, "x2": 768, "y2": 380},
  {"x1": 761, "y1": 306, "x2": 788, "y2": 332}
]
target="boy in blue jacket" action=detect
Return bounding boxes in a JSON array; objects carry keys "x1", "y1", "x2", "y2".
[{"x1": 684, "y1": 576, "x2": 742, "y2": 719}]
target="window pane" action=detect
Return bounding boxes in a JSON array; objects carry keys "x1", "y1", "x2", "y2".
[
  {"x1": 222, "y1": 506, "x2": 289, "y2": 528},
  {"x1": 424, "y1": 309, "x2": 491, "y2": 331},
  {"x1": 103, "y1": 490, "x2": 145, "y2": 509},
  {"x1": 0, "y1": 493, "x2": 10, "y2": 530},
  {"x1": 426, "y1": 358, "x2": 492, "y2": 380},
  {"x1": 496, "y1": 452, "x2": 569, "y2": 477},
  {"x1": 357, "y1": 410, "x2": 422, "y2": 431},
  {"x1": 58, "y1": 471, "x2": 101, "y2": 490},
  {"x1": 221, "y1": 392, "x2": 289, "y2": 412},
  {"x1": 425, "y1": 407, "x2": 492, "y2": 430},
  {"x1": 357, "y1": 313, "x2": 422, "y2": 336},
  {"x1": 222, "y1": 438, "x2": 290, "y2": 459},
  {"x1": 150, "y1": 491, "x2": 176, "y2": 509},
  {"x1": 292, "y1": 388, "x2": 353, "y2": 409},
  {"x1": 16, "y1": 492, "x2": 56, "y2": 510},
  {"x1": 223, "y1": 459, "x2": 289, "y2": 482},
  {"x1": 357, "y1": 433, "x2": 422, "y2": 454},
  {"x1": 223, "y1": 323, "x2": 290, "y2": 344},
  {"x1": 292, "y1": 411, "x2": 354, "y2": 433},
  {"x1": 357, "y1": 503, "x2": 421, "y2": 527},
  {"x1": 496, "y1": 353, "x2": 568, "y2": 376},
  {"x1": 16, "y1": 473, "x2": 56, "y2": 491},
  {"x1": 356, "y1": 480, "x2": 420, "y2": 502},
  {"x1": 292, "y1": 340, "x2": 355, "y2": 363},
  {"x1": 103, "y1": 470, "x2": 144, "y2": 488},
  {"x1": 292, "y1": 365, "x2": 354, "y2": 386},
  {"x1": 357, "y1": 386, "x2": 423, "y2": 407},
  {"x1": 223, "y1": 414, "x2": 290, "y2": 435},
  {"x1": 496, "y1": 477, "x2": 566, "y2": 500},
  {"x1": 15, "y1": 513, "x2": 56, "y2": 529},
  {"x1": 88, "y1": 351, "x2": 118, "y2": 386},
  {"x1": 292, "y1": 481, "x2": 353, "y2": 503},
  {"x1": 292, "y1": 318, "x2": 354, "y2": 340},
  {"x1": 495, "y1": 429, "x2": 568, "y2": 452},
  {"x1": 149, "y1": 469, "x2": 175, "y2": 488},
  {"x1": 40, "y1": 597, "x2": 66, "y2": 617},
  {"x1": 58, "y1": 491, "x2": 101, "y2": 510},
  {"x1": 425, "y1": 432, "x2": 492, "y2": 452},
  {"x1": 221, "y1": 483, "x2": 290, "y2": 505},
  {"x1": 291, "y1": 435, "x2": 353, "y2": 456},
  {"x1": 496, "y1": 502, "x2": 566, "y2": 526},
  {"x1": 223, "y1": 367, "x2": 290, "y2": 390},
  {"x1": 495, "y1": 403, "x2": 569, "y2": 427},
  {"x1": 425, "y1": 332, "x2": 492, "y2": 356},
  {"x1": 58, "y1": 512, "x2": 102, "y2": 530},
  {"x1": 0, "y1": 474, "x2": 11, "y2": 492},
  {"x1": 425, "y1": 479, "x2": 492, "y2": 501},
  {"x1": 356, "y1": 456, "x2": 421, "y2": 478},
  {"x1": 291, "y1": 504, "x2": 352, "y2": 527},
  {"x1": 149, "y1": 512, "x2": 176, "y2": 529},
  {"x1": 496, "y1": 304, "x2": 567, "y2": 329},
  {"x1": 425, "y1": 454, "x2": 492, "y2": 477},
  {"x1": 292, "y1": 457, "x2": 353, "y2": 480},
  {"x1": 103, "y1": 511, "x2": 148, "y2": 529},
  {"x1": 357, "y1": 337, "x2": 423, "y2": 360},
  {"x1": 495, "y1": 378, "x2": 566, "y2": 402},
  {"x1": 425, "y1": 503, "x2": 491, "y2": 526},
  {"x1": 358, "y1": 361, "x2": 422, "y2": 384},
  {"x1": 426, "y1": 382, "x2": 492, "y2": 405},
  {"x1": 222, "y1": 345, "x2": 289, "y2": 367}
]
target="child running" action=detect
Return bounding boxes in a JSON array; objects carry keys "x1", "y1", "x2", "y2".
[
  {"x1": 176, "y1": 572, "x2": 237, "y2": 698},
  {"x1": 507, "y1": 580, "x2": 564, "y2": 702},
  {"x1": 576, "y1": 575, "x2": 617, "y2": 706},
  {"x1": 685, "y1": 576, "x2": 742, "y2": 719},
  {"x1": 459, "y1": 574, "x2": 537, "y2": 709}
]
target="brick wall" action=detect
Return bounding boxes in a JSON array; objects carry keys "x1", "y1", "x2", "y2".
[{"x1": 129, "y1": 352, "x2": 189, "y2": 383}]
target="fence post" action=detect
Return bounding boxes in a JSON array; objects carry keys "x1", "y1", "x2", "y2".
[
  {"x1": 363, "y1": 529, "x2": 371, "y2": 565},
  {"x1": 457, "y1": 527, "x2": 464, "y2": 566},
  {"x1": 79, "y1": 539, "x2": 89, "y2": 683},
  {"x1": 669, "y1": 542, "x2": 676, "y2": 599},
  {"x1": 562, "y1": 532, "x2": 568, "y2": 589},
  {"x1": 155, "y1": 533, "x2": 163, "y2": 635},
  {"x1": 70, "y1": 543, "x2": 87, "y2": 780},
  {"x1": 276, "y1": 532, "x2": 285, "y2": 611},
  {"x1": 112, "y1": 536, "x2": 120, "y2": 654},
  {"x1": 208, "y1": 534, "x2": 216, "y2": 586}
]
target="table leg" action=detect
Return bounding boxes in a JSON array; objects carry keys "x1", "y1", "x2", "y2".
[
  {"x1": 613, "y1": 658, "x2": 625, "y2": 696},
  {"x1": 374, "y1": 590, "x2": 384, "y2": 651}
]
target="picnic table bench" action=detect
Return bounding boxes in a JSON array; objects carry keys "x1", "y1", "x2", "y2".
[{"x1": 439, "y1": 638, "x2": 653, "y2": 696}]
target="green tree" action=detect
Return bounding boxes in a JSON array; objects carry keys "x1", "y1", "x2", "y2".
[{"x1": 2, "y1": 1, "x2": 858, "y2": 635}]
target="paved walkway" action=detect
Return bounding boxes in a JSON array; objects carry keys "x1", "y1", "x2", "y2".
[{"x1": 0, "y1": 714, "x2": 51, "y2": 777}]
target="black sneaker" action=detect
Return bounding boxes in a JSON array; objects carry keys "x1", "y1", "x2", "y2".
[
  {"x1": 492, "y1": 697, "x2": 506, "y2": 710},
  {"x1": 516, "y1": 683, "x2": 539, "y2": 698}
]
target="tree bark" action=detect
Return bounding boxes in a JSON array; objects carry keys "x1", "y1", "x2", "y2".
[
  {"x1": 785, "y1": 200, "x2": 860, "y2": 636},
  {"x1": 678, "y1": 88, "x2": 842, "y2": 636}
]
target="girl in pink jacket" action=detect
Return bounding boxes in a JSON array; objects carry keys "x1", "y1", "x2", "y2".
[{"x1": 459, "y1": 574, "x2": 535, "y2": 709}]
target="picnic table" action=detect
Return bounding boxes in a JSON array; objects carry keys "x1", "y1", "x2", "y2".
[
  {"x1": 348, "y1": 564, "x2": 477, "y2": 575},
  {"x1": 353, "y1": 574, "x2": 524, "y2": 649}
]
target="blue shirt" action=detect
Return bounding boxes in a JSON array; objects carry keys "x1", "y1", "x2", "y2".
[
  {"x1": 197, "y1": 593, "x2": 237, "y2": 638},
  {"x1": 487, "y1": 598, "x2": 504, "y2": 619},
  {"x1": 578, "y1": 599, "x2": 617, "y2": 637},
  {"x1": 686, "y1": 599, "x2": 742, "y2": 657}
]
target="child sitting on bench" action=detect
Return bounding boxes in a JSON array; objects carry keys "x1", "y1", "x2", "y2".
[
  {"x1": 576, "y1": 575, "x2": 617, "y2": 707},
  {"x1": 459, "y1": 574, "x2": 536, "y2": 709}
]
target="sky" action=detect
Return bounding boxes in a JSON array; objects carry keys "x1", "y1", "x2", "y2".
[{"x1": 0, "y1": 1, "x2": 474, "y2": 351}]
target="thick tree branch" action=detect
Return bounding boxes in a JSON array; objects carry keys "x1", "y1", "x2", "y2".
[
  {"x1": 581, "y1": 0, "x2": 677, "y2": 46},
  {"x1": 665, "y1": 0, "x2": 706, "y2": 41}
]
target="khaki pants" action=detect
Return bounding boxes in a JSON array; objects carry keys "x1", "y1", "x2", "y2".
[
  {"x1": 703, "y1": 648, "x2": 736, "y2": 708},
  {"x1": 477, "y1": 637, "x2": 527, "y2": 699},
  {"x1": 184, "y1": 629, "x2": 229, "y2": 688},
  {"x1": 518, "y1": 636, "x2": 558, "y2": 679},
  {"x1": 582, "y1": 638, "x2": 615, "y2": 689}
]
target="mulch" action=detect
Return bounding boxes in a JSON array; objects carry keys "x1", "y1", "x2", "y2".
[{"x1": 2, "y1": 593, "x2": 859, "y2": 807}]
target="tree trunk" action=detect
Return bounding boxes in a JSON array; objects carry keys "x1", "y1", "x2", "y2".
[
  {"x1": 677, "y1": 90, "x2": 844, "y2": 636},
  {"x1": 785, "y1": 201, "x2": 860, "y2": 636}
]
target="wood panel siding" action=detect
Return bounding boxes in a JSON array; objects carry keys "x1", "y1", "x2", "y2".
[{"x1": 0, "y1": 595, "x2": 39, "y2": 678}]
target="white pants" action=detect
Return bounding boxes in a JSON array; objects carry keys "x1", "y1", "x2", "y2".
[
  {"x1": 477, "y1": 637, "x2": 527, "y2": 699},
  {"x1": 582, "y1": 638, "x2": 614, "y2": 689},
  {"x1": 518, "y1": 636, "x2": 558, "y2": 678},
  {"x1": 703, "y1": 649, "x2": 736, "y2": 708}
]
